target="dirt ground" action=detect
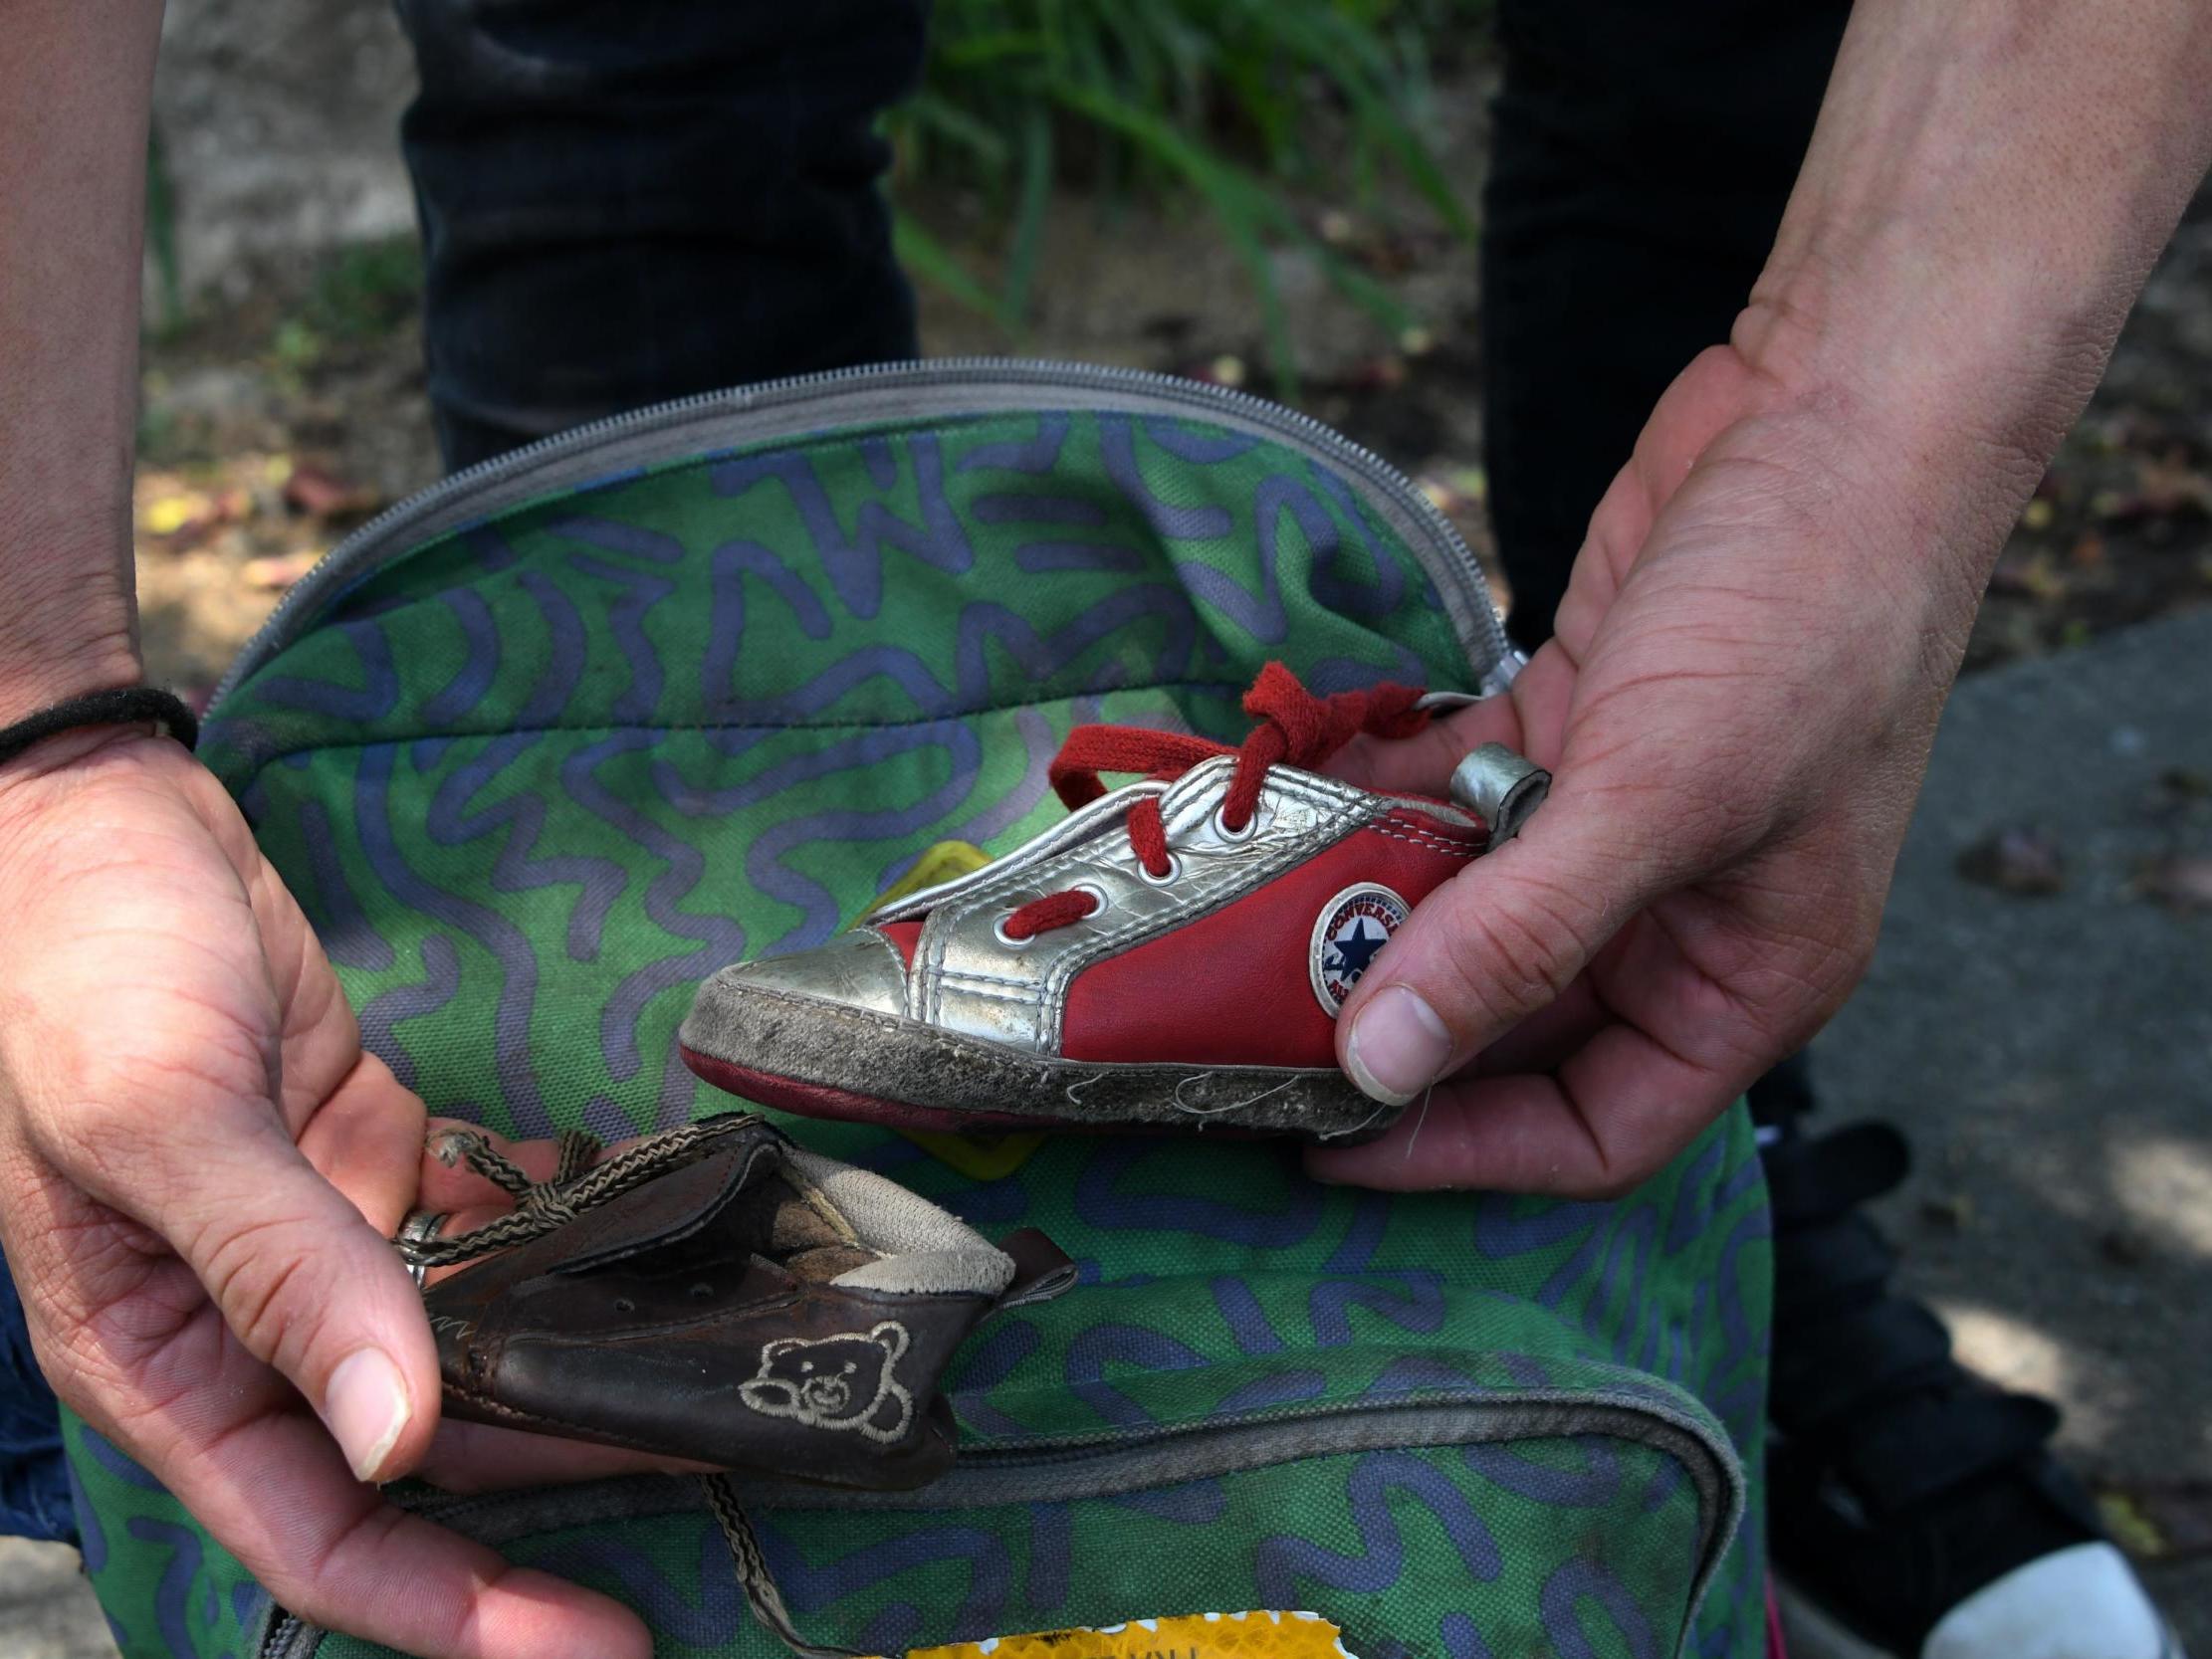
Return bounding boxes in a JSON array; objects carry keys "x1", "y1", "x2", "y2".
[{"x1": 132, "y1": 132, "x2": 2212, "y2": 704}]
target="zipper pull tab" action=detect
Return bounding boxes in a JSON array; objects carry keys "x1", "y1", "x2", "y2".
[{"x1": 1449, "y1": 743, "x2": 1550, "y2": 845}]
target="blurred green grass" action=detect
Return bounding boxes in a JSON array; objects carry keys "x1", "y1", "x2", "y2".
[
  {"x1": 892, "y1": 0, "x2": 1489, "y2": 392},
  {"x1": 145, "y1": 2, "x2": 1488, "y2": 394}
]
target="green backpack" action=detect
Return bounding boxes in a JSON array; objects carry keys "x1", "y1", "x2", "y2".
[{"x1": 64, "y1": 361, "x2": 1772, "y2": 1659}]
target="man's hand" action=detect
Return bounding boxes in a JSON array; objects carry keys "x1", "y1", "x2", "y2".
[
  {"x1": 1315, "y1": 342, "x2": 1950, "y2": 1194},
  {"x1": 1313, "y1": 0, "x2": 2212, "y2": 1196},
  {"x1": 0, "y1": 729, "x2": 651, "y2": 1659}
]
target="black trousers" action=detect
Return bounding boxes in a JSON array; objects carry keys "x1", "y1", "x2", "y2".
[
  {"x1": 392, "y1": 0, "x2": 930, "y2": 472},
  {"x1": 1481, "y1": 0, "x2": 1852, "y2": 644},
  {"x1": 395, "y1": 0, "x2": 1852, "y2": 640},
  {"x1": 396, "y1": 0, "x2": 1851, "y2": 1130}
]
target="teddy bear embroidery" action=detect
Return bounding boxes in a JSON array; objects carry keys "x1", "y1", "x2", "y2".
[{"x1": 737, "y1": 1321, "x2": 916, "y2": 1441}]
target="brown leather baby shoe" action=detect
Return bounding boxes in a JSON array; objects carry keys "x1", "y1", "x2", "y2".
[{"x1": 398, "y1": 1113, "x2": 1072, "y2": 1491}]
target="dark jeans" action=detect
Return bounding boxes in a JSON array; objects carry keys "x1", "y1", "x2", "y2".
[
  {"x1": 392, "y1": 0, "x2": 931, "y2": 470},
  {"x1": 0, "y1": 0, "x2": 1851, "y2": 1543},
  {"x1": 1483, "y1": 0, "x2": 1852, "y2": 645},
  {"x1": 0, "y1": 1245, "x2": 74, "y2": 1543}
]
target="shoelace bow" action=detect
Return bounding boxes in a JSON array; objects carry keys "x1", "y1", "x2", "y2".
[
  {"x1": 395, "y1": 1113, "x2": 862, "y2": 1659},
  {"x1": 999, "y1": 662, "x2": 1429, "y2": 939}
]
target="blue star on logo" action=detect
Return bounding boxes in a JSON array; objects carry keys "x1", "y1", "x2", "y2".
[{"x1": 1327, "y1": 916, "x2": 1389, "y2": 981}]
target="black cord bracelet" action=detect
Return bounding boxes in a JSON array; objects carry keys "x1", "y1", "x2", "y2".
[{"x1": 0, "y1": 687, "x2": 200, "y2": 770}]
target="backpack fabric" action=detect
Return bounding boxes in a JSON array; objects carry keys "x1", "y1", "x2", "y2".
[{"x1": 64, "y1": 363, "x2": 1772, "y2": 1659}]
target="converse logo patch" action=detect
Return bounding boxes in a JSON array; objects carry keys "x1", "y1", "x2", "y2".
[{"x1": 1309, "y1": 883, "x2": 1410, "y2": 1015}]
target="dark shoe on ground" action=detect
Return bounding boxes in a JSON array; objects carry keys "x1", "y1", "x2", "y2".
[
  {"x1": 1755, "y1": 1070, "x2": 2183, "y2": 1659},
  {"x1": 403, "y1": 1113, "x2": 1073, "y2": 1491}
]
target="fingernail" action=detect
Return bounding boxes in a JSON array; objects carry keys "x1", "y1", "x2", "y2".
[
  {"x1": 1344, "y1": 985, "x2": 1453, "y2": 1106},
  {"x1": 325, "y1": 1348, "x2": 411, "y2": 1482}
]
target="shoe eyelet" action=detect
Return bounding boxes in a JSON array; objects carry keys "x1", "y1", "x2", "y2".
[
  {"x1": 1212, "y1": 805, "x2": 1259, "y2": 843},
  {"x1": 995, "y1": 885, "x2": 1109, "y2": 947},
  {"x1": 688, "y1": 1282, "x2": 714, "y2": 1302},
  {"x1": 612, "y1": 1297, "x2": 636, "y2": 1315},
  {"x1": 1135, "y1": 853, "x2": 1184, "y2": 887}
]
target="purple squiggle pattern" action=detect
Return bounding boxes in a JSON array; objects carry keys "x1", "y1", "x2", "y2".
[
  {"x1": 1253, "y1": 1450, "x2": 1501, "y2": 1601},
  {"x1": 710, "y1": 434, "x2": 975, "y2": 619},
  {"x1": 356, "y1": 743, "x2": 550, "y2": 1135}
]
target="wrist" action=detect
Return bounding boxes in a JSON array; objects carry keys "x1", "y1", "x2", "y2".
[
  {"x1": 0, "y1": 610, "x2": 140, "y2": 731},
  {"x1": 1721, "y1": 265, "x2": 2072, "y2": 608},
  {"x1": 1734, "y1": 0, "x2": 2212, "y2": 523},
  {"x1": 1738, "y1": 244, "x2": 2102, "y2": 483}
]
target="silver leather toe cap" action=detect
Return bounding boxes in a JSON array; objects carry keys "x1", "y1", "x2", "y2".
[{"x1": 723, "y1": 927, "x2": 910, "y2": 1018}]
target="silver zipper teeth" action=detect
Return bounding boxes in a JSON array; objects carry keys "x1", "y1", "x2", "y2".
[
  {"x1": 252, "y1": 1385, "x2": 1737, "y2": 1659},
  {"x1": 211, "y1": 357, "x2": 1509, "y2": 708}
]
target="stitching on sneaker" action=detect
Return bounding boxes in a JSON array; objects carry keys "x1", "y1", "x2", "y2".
[{"x1": 1371, "y1": 819, "x2": 1482, "y2": 857}]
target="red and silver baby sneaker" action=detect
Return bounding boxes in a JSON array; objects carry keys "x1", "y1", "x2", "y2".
[{"x1": 681, "y1": 664, "x2": 1547, "y2": 1144}]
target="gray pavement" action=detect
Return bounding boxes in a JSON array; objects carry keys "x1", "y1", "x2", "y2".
[
  {"x1": 6, "y1": 611, "x2": 2209, "y2": 1653},
  {"x1": 0, "y1": 1540, "x2": 113, "y2": 1659},
  {"x1": 1814, "y1": 608, "x2": 2212, "y2": 1646}
]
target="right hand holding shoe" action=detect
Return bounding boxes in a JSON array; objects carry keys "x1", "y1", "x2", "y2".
[{"x1": 0, "y1": 727, "x2": 653, "y2": 1659}]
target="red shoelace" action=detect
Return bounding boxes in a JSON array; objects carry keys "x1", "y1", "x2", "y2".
[{"x1": 997, "y1": 662, "x2": 1430, "y2": 939}]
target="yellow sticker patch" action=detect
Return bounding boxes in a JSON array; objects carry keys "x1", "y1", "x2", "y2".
[
  {"x1": 896, "y1": 1126, "x2": 1049, "y2": 1181},
  {"x1": 868, "y1": 840, "x2": 1048, "y2": 1181},
  {"x1": 910, "y1": 1611, "x2": 1360, "y2": 1659},
  {"x1": 874, "y1": 840, "x2": 999, "y2": 907}
]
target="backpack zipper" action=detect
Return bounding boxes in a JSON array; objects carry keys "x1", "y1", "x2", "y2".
[
  {"x1": 253, "y1": 1383, "x2": 1740, "y2": 1659},
  {"x1": 212, "y1": 358, "x2": 1518, "y2": 709}
]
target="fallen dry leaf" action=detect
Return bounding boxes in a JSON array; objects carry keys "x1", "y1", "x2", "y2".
[
  {"x1": 242, "y1": 549, "x2": 323, "y2": 590},
  {"x1": 2139, "y1": 766, "x2": 2212, "y2": 825},
  {"x1": 2100, "y1": 1491, "x2": 2170, "y2": 1559},
  {"x1": 2096, "y1": 1227, "x2": 2150, "y2": 1269},
  {"x1": 2133, "y1": 454, "x2": 2212, "y2": 518},
  {"x1": 1956, "y1": 826, "x2": 2066, "y2": 896},
  {"x1": 1415, "y1": 469, "x2": 1489, "y2": 518},
  {"x1": 2133, "y1": 853, "x2": 2212, "y2": 913},
  {"x1": 1987, "y1": 547, "x2": 2068, "y2": 602},
  {"x1": 137, "y1": 482, "x2": 251, "y2": 549},
  {"x1": 1918, "y1": 1193, "x2": 1973, "y2": 1233},
  {"x1": 282, "y1": 460, "x2": 380, "y2": 518},
  {"x1": 2098, "y1": 1483, "x2": 2212, "y2": 1561},
  {"x1": 1340, "y1": 355, "x2": 1409, "y2": 392},
  {"x1": 140, "y1": 489, "x2": 212, "y2": 537},
  {"x1": 1184, "y1": 354, "x2": 1246, "y2": 389},
  {"x1": 2090, "y1": 456, "x2": 2212, "y2": 524}
]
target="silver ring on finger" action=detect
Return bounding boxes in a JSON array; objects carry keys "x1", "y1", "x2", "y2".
[{"x1": 396, "y1": 1210, "x2": 448, "y2": 1292}]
